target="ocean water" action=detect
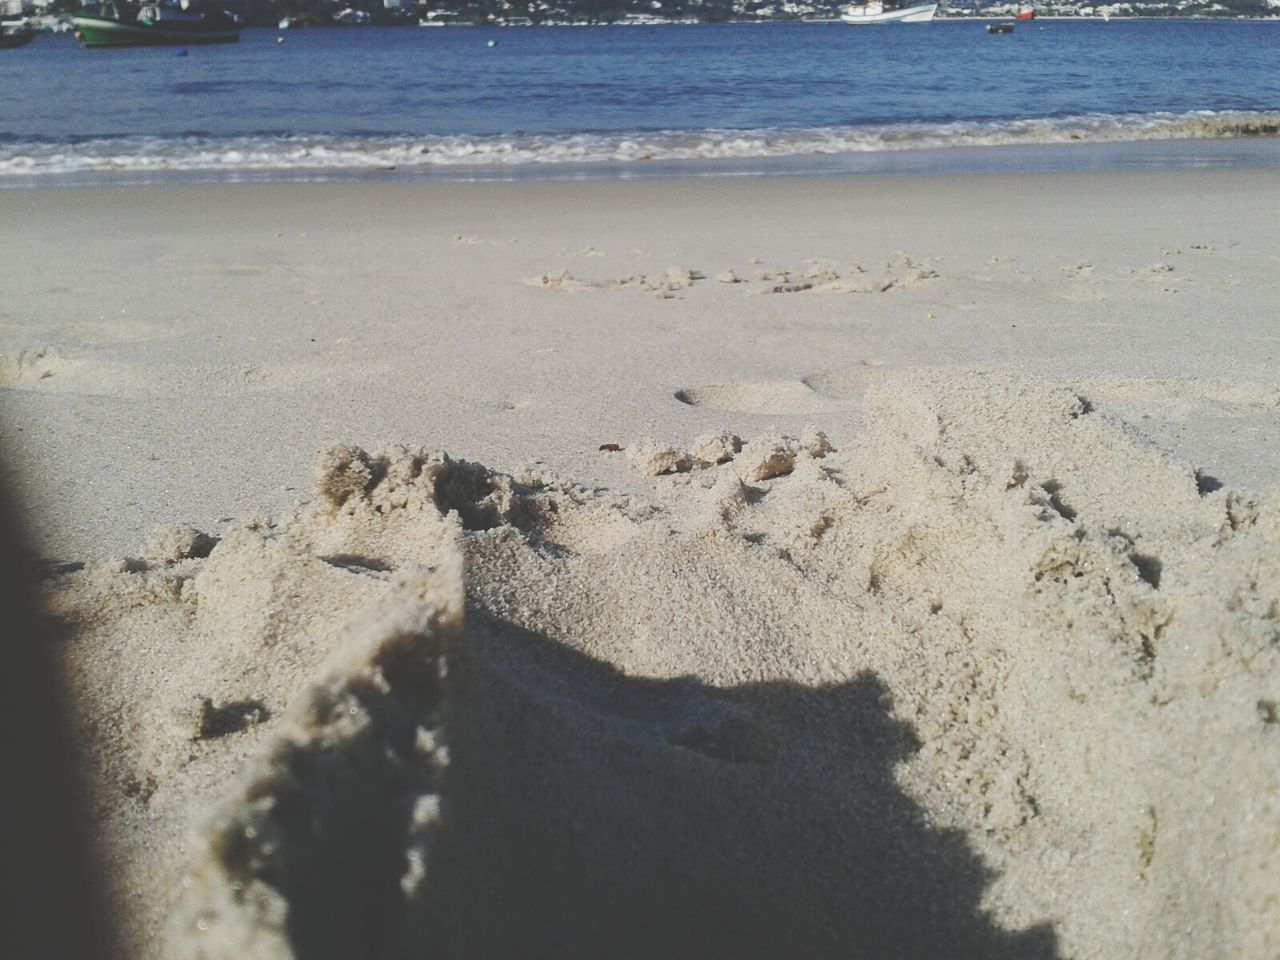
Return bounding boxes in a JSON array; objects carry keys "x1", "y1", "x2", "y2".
[{"x1": 1, "y1": 19, "x2": 1278, "y2": 184}]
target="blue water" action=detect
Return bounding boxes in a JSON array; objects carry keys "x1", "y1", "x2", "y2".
[{"x1": 1, "y1": 20, "x2": 1278, "y2": 183}]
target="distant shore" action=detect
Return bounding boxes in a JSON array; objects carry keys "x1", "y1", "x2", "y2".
[
  {"x1": 18, "y1": 11, "x2": 1280, "y2": 31},
  {"x1": 270, "y1": 13, "x2": 1280, "y2": 24}
]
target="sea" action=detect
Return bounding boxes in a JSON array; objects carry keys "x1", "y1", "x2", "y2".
[{"x1": 1, "y1": 18, "x2": 1279, "y2": 186}]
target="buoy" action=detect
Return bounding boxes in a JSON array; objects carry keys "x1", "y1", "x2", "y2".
[
  {"x1": 486, "y1": 39, "x2": 496, "y2": 47},
  {"x1": 276, "y1": 35, "x2": 284, "y2": 42}
]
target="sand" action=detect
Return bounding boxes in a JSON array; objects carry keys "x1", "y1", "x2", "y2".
[{"x1": 3, "y1": 169, "x2": 1279, "y2": 958}]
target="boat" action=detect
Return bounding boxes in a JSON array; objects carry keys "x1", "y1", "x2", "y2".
[
  {"x1": 1015, "y1": 4, "x2": 1035, "y2": 18},
  {"x1": 40, "y1": 15, "x2": 76, "y2": 32},
  {"x1": 72, "y1": 0, "x2": 240, "y2": 47},
  {"x1": 334, "y1": 7, "x2": 372, "y2": 24},
  {"x1": 1, "y1": 24, "x2": 36, "y2": 47},
  {"x1": 840, "y1": 1, "x2": 937, "y2": 24},
  {"x1": 419, "y1": 11, "x2": 469, "y2": 24},
  {"x1": 986, "y1": 21, "x2": 1013, "y2": 32}
]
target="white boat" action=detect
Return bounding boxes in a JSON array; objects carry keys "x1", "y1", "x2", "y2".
[
  {"x1": 334, "y1": 6, "x2": 371, "y2": 24},
  {"x1": 840, "y1": 1, "x2": 937, "y2": 23}
]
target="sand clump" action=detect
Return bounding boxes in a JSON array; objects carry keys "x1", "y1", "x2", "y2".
[
  {"x1": 49, "y1": 371, "x2": 1279, "y2": 960},
  {"x1": 525, "y1": 255, "x2": 939, "y2": 299},
  {"x1": 623, "y1": 429, "x2": 832, "y2": 480}
]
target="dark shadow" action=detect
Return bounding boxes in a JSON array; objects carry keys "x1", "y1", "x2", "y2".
[
  {"x1": 0, "y1": 465, "x2": 117, "y2": 960},
  {"x1": 1129, "y1": 553, "x2": 1162, "y2": 590},
  {"x1": 1040, "y1": 480, "x2": 1077, "y2": 522},
  {"x1": 423, "y1": 610, "x2": 1060, "y2": 960},
  {"x1": 319, "y1": 553, "x2": 395, "y2": 574},
  {"x1": 194, "y1": 697, "x2": 272, "y2": 740},
  {"x1": 1194, "y1": 471, "x2": 1224, "y2": 496},
  {"x1": 212, "y1": 604, "x2": 1060, "y2": 960}
]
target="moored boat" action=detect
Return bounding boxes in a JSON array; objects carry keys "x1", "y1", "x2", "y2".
[
  {"x1": 334, "y1": 6, "x2": 372, "y2": 24},
  {"x1": 72, "y1": 0, "x2": 239, "y2": 47},
  {"x1": 840, "y1": 1, "x2": 937, "y2": 23},
  {"x1": 986, "y1": 21, "x2": 1014, "y2": 32},
  {"x1": 1, "y1": 25, "x2": 36, "y2": 47},
  {"x1": 1015, "y1": 4, "x2": 1035, "y2": 19},
  {"x1": 1, "y1": 31, "x2": 35, "y2": 48}
]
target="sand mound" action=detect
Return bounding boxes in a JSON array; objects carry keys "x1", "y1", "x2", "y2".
[{"x1": 52, "y1": 371, "x2": 1279, "y2": 960}]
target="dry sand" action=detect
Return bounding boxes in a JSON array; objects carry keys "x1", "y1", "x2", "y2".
[{"x1": 2, "y1": 170, "x2": 1279, "y2": 958}]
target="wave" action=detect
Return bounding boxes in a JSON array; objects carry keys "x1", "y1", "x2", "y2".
[{"x1": 2, "y1": 110, "x2": 1278, "y2": 180}]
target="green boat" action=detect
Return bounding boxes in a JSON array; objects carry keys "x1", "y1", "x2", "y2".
[{"x1": 72, "y1": 0, "x2": 240, "y2": 47}]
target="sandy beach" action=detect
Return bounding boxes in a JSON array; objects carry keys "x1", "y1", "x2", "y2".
[{"x1": 3, "y1": 168, "x2": 1278, "y2": 958}]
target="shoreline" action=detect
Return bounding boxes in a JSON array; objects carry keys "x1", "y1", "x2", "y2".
[{"x1": 4, "y1": 134, "x2": 1280, "y2": 190}]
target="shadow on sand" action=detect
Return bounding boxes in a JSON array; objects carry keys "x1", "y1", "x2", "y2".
[{"x1": 240, "y1": 602, "x2": 1060, "y2": 960}]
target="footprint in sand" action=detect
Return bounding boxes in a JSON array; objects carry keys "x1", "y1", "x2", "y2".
[
  {"x1": 1080, "y1": 377, "x2": 1280, "y2": 412},
  {"x1": 675, "y1": 365, "x2": 884, "y2": 415},
  {"x1": 675, "y1": 380, "x2": 828, "y2": 415},
  {"x1": 801, "y1": 365, "x2": 884, "y2": 401}
]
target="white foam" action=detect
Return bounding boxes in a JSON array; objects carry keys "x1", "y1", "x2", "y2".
[{"x1": 2, "y1": 110, "x2": 1277, "y2": 180}]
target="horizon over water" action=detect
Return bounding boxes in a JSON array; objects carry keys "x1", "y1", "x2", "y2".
[{"x1": 1, "y1": 19, "x2": 1279, "y2": 186}]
